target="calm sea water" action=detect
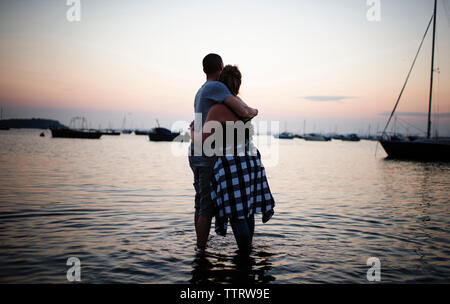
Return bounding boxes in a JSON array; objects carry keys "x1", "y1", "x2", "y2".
[{"x1": 0, "y1": 128, "x2": 449, "y2": 283}]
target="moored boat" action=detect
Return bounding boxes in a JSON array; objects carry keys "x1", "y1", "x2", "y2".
[
  {"x1": 148, "y1": 127, "x2": 185, "y2": 142},
  {"x1": 341, "y1": 134, "x2": 360, "y2": 141},
  {"x1": 148, "y1": 119, "x2": 189, "y2": 142},
  {"x1": 379, "y1": 0, "x2": 448, "y2": 162},
  {"x1": 101, "y1": 129, "x2": 121, "y2": 136},
  {"x1": 303, "y1": 133, "x2": 331, "y2": 141},
  {"x1": 50, "y1": 127, "x2": 102, "y2": 139},
  {"x1": 275, "y1": 132, "x2": 294, "y2": 139},
  {"x1": 380, "y1": 137, "x2": 450, "y2": 161},
  {"x1": 50, "y1": 116, "x2": 102, "y2": 139},
  {"x1": 134, "y1": 129, "x2": 150, "y2": 135}
]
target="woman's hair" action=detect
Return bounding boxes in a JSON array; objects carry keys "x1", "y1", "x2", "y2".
[{"x1": 219, "y1": 65, "x2": 241, "y2": 96}]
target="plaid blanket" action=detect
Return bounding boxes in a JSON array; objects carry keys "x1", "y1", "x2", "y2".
[{"x1": 210, "y1": 140, "x2": 275, "y2": 236}]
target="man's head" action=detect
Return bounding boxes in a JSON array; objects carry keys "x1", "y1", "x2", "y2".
[{"x1": 202, "y1": 53, "x2": 223, "y2": 78}]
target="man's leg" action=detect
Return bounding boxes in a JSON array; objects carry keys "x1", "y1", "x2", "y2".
[
  {"x1": 196, "y1": 214, "x2": 212, "y2": 249},
  {"x1": 195, "y1": 166, "x2": 215, "y2": 250},
  {"x1": 192, "y1": 167, "x2": 201, "y2": 240}
]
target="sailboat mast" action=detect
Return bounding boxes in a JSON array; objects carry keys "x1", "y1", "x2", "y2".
[{"x1": 427, "y1": 0, "x2": 437, "y2": 139}]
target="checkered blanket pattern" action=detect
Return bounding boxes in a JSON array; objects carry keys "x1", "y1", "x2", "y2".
[{"x1": 210, "y1": 141, "x2": 275, "y2": 236}]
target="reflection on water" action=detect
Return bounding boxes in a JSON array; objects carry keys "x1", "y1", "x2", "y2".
[
  {"x1": 0, "y1": 129, "x2": 449, "y2": 283},
  {"x1": 190, "y1": 246, "x2": 275, "y2": 284}
]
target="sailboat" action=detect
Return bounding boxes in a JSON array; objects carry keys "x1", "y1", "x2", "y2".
[
  {"x1": 50, "y1": 116, "x2": 102, "y2": 139},
  {"x1": 275, "y1": 132, "x2": 295, "y2": 139},
  {"x1": 379, "y1": 0, "x2": 450, "y2": 161},
  {"x1": 274, "y1": 122, "x2": 295, "y2": 139},
  {"x1": 120, "y1": 115, "x2": 133, "y2": 134}
]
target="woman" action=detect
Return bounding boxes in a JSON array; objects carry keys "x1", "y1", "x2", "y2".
[{"x1": 205, "y1": 65, "x2": 275, "y2": 254}]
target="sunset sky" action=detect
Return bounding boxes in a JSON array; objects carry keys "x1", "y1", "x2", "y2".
[{"x1": 0, "y1": 0, "x2": 449, "y2": 135}]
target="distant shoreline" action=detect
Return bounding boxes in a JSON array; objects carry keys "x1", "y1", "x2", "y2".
[{"x1": 0, "y1": 118, "x2": 68, "y2": 129}]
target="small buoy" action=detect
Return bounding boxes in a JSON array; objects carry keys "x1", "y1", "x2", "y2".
[{"x1": 40, "y1": 132, "x2": 45, "y2": 137}]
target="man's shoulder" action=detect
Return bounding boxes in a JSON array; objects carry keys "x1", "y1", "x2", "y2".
[
  {"x1": 195, "y1": 81, "x2": 232, "y2": 105},
  {"x1": 201, "y1": 82, "x2": 231, "y2": 100},
  {"x1": 202, "y1": 81, "x2": 228, "y2": 91}
]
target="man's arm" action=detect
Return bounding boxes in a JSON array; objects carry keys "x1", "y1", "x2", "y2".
[{"x1": 223, "y1": 96, "x2": 258, "y2": 120}]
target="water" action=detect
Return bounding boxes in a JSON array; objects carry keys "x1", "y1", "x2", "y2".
[{"x1": 0, "y1": 129, "x2": 449, "y2": 283}]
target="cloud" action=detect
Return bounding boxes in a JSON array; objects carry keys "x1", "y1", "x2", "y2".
[
  {"x1": 378, "y1": 112, "x2": 450, "y2": 117},
  {"x1": 303, "y1": 96, "x2": 355, "y2": 102}
]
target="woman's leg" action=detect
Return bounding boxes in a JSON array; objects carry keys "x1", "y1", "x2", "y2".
[
  {"x1": 230, "y1": 216, "x2": 253, "y2": 254},
  {"x1": 248, "y1": 214, "x2": 255, "y2": 242}
]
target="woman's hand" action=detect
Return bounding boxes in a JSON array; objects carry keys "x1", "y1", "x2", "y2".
[
  {"x1": 246, "y1": 107, "x2": 258, "y2": 119},
  {"x1": 189, "y1": 120, "x2": 195, "y2": 142},
  {"x1": 189, "y1": 120, "x2": 207, "y2": 144},
  {"x1": 224, "y1": 96, "x2": 258, "y2": 120}
]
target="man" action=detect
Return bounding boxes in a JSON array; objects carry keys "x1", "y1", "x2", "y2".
[{"x1": 189, "y1": 53, "x2": 258, "y2": 251}]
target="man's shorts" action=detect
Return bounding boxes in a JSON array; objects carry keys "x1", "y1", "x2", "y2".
[{"x1": 190, "y1": 164, "x2": 216, "y2": 217}]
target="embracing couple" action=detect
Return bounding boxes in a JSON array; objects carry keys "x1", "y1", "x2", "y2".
[{"x1": 188, "y1": 53, "x2": 275, "y2": 255}]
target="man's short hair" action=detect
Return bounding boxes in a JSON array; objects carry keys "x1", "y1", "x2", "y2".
[{"x1": 202, "y1": 53, "x2": 223, "y2": 75}]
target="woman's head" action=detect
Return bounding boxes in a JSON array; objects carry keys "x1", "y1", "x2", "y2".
[{"x1": 219, "y1": 65, "x2": 241, "y2": 96}]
